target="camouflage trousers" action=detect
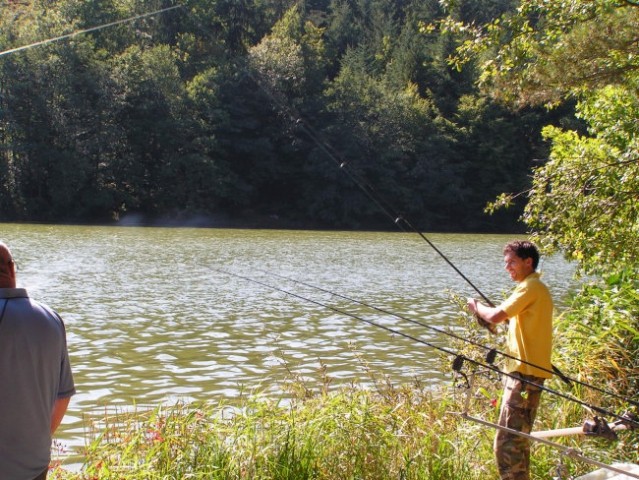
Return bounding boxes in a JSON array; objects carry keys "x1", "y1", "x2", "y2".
[{"x1": 494, "y1": 373, "x2": 545, "y2": 480}]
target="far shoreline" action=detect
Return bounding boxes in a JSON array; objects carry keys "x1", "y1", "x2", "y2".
[{"x1": 1, "y1": 211, "x2": 527, "y2": 235}]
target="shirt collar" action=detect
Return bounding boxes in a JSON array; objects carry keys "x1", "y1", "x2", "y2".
[
  {"x1": 522, "y1": 272, "x2": 541, "y2": 282},
  {"x1": 0, "y1": 288, "x2": 29, "y2": 299}
]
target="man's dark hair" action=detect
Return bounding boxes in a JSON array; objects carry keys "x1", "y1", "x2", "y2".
[{"x1": 503, "y1": 240, "x2": 540, "y2": 269}]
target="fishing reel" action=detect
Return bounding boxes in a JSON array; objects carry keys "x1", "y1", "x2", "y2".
[
  {"x1": 584, "y1": 411, "x2": 638, "y2": 441},
  {"x1": 475, "y1": 314, "x2": 498, "y2": 334},
  {"x1": 584, "y1": 416, "x2": 619, "y2": 440},
  {"x1": 451, "y1": 352, "x2": 500, "y2": 389},
  {"x1": 452, "y1": 355, "x2": 471, "y2": 389}
]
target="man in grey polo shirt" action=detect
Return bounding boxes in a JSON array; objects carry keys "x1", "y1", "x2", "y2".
[{"x1": 0, "y1": 242, "x2": 75, "y2": 480}]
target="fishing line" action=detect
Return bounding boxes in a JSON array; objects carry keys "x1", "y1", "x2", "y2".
[
  {"x1": 253, "y1": 267, "x2": 639, "y2": 409},
  {"x1": 4, "y1": 0, "x2": 633, "y2": 423},
  {"x1": 248, "y1": 71, "x2": 494, "y2": 309},
  {"x1": 249, "y1": 69, "x2": 577, "y2": 387},
  {"x1": 211, "y1": 265, "x2": 461, "y2": 362},
  {"x1": 0, "y1": 4, "x2": 183, "y2": 58},
  {"x1": 209, "y1": 265, "x2": 639, "y2": 429}
]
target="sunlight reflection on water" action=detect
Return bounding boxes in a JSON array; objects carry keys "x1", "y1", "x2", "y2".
[{"x1": 1, "y1": 224, "x2": 577, "y2": 453}]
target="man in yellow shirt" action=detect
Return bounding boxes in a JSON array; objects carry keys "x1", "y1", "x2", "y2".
[{"x1": 467, "y1": 240, "x2": 553, "y2": 480}]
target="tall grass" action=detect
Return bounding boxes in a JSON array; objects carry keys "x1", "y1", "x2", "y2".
[
  {"x1": 52, "y1": 381, "x2": 498, "y2": 480},
  {"x1": 50, "y1": 286, "x2": 639, "y2": 480},
  {"x1": 51, "y1": 364, "x2": 626, "y2": 479}
]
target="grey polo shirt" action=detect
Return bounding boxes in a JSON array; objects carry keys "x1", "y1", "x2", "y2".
[{"x1": 0, "y1": 288, "x2": 75, "y2": 480}]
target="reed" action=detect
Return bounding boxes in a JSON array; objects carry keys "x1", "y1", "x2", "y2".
[
  {"x1": 50, "y1": 285, "x2": 639, "y2": 480},
  {"x1": 49, "y1": 377, "x2": 498, "y2": 479},
  {"x1": 50, "y1": 370, "x2": 634, "y2": 479},
  {"x1": 50, "y1": 366, "x2": 592, "y2": 479}
]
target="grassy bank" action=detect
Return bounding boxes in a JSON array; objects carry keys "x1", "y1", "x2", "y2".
[
  {"x1": 50, "y1": 375, "x2": 634, "y2": 480},
  {"x1": 50, "y1": 286, "x2": 639, "y2": 480},
  {"x1": 50, "y1": 374, "x2": 635, "y2": 478},
  {"x1": 51, "y1": 380, "x2": 494, "y2": 479}
]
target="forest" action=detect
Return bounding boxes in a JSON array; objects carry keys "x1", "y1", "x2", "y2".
[
  {"x1": 4, "y1": 1, "x2": 639, "y2": 477},
  {"x1": 0, "y1": 0, "x2": 578, "y2": 231}
]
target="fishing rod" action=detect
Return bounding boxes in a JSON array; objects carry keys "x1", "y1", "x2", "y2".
[
  {"x1": 455, "y1": 374, "x2": 639, "y2": 479},
  {"x1": 185, "y1": 7, "x2": 527, "y2": 336},
  {"x1": 1, "y1": 3, "x2": 474, "y2": 311},
  {"x1": 230, "y1": 263, "x2": 639, "y2": 476},
  {"x1": 162, "y1": 5, "x2": 505, "y2": 340},
  {"x1": 210, "y1": 266, "x2": 461, "y2": 363},
  {"x1": 253, "y1": 267, "x2": 639, "y2": 410},
  {"x1": 0, "y1": 5, "x2": 183, "y2": 58},
  {"x1": 210, "y1": 264, "x2": 515, "y2": 382},
  {"x1": 208, "y1": 265, "x2": 639, "y2": 429},
  {"x1": 248, "y1": 69, "x2": 575, "y2": 385},
  {"x1": 0, "y1": 1, "x2": 617, "y2": 406},
  {"x1": 455, "y1": 412, "x2": 639, "y2": 480},
  {"x1": 248, "y1": 70, "x2": 494, "y2": 310}
]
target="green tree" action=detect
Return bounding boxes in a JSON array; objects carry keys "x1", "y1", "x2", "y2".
[
  {"x1": 523, "y1": 83, "x2": 639, "y2": 276},
  {"x1": 451, "y1": 0, "x2": 639, "y2": 274},
  {"x1": 108, "y1": 44, "x2": 189, "y2": 216},
  {"x1": 448, "y1": 0, "x2": 639, "y2": 108},
  {"x1": 0, "y1": 3, "x2": 126, "y2": 221},
  {"x1": 0, "y1": 0, "x2": 559, "y2": 230}
]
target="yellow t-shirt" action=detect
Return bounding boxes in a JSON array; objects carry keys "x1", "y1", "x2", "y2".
[{"x1": 499, "y1": 272, "x2": 553, "y2": 378}]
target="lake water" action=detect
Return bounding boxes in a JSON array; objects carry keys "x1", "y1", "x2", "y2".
[{"x1": 0, "y1": 224, "x2": 577, "y2": 458}]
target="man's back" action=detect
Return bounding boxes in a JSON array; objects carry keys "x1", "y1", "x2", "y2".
[{"x1": 0, "y1": 289, "x2": 75, "y2": 479}]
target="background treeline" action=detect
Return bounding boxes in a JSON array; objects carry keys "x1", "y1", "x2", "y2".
[{"x1": 0, "y1": 0, "x2": 575, "y2": 231}]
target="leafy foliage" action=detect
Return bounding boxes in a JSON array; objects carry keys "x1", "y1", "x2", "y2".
[
  {"x1": 524, "y1": 83, "x2": 639, "y2": 276},
  {"x1": 558, "y1": 274, "x2": 639, "y2": 402},
  {"x1": 446, "y1": 0, "x2": 639, "y2": 275},
  {"x1": 0, "y1": 0, "x2": 560, "y2": 230},
  {"x1": 446, "y1": 0, "x2": 639, "y2": 108}
]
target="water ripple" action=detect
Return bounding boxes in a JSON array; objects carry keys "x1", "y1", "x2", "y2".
[{"x1": 1, "y1": 225, "x2": 577, "y2": 451}]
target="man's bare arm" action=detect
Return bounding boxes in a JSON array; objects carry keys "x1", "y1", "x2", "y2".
[
  {"x1": 51, "y1": 397, "x2": 71, "y2": 434},
  {"x1": 467, "y1": 298, "x2": 509, "y2": 324}
]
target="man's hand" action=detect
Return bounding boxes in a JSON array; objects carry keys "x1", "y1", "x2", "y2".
[
  {"x1": 475, "y1": 314, "x2": 498, "y2": 334},
  {"x1": 467, "y1": 297, "x2": 498, "y2": 334}
]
